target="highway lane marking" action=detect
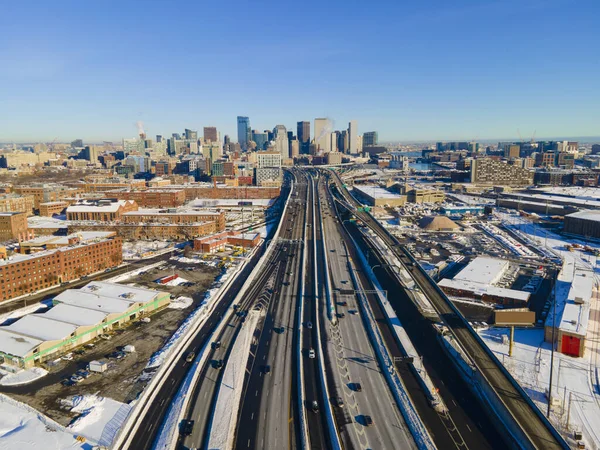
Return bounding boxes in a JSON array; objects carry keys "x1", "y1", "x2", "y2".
[
  {"x1": 255, "y1": 390, "x2": 259, "y2": 397},
  {"x1": 251, "y1": 412, "x2": 254, "y2": 420},
  {"x1": 452, "y1": 399, "x2": 457, "y2": 407},
  {"x1": 466, "y1": 423, "x2": 472, "y2": 432}
]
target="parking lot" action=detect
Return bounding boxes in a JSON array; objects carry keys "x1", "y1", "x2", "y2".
[{"x1": 2, "y1": 259, "x2": 220, "y2": 428}]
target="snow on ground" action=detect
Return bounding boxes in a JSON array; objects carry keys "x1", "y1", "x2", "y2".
[
  {"x1": 0, "y1": 367, "x2": 48, "y2": 386},
  {"x1": 171, "y1": 255, "x2": 220, "y2": 267},
  {"x1": 0, "y1": 393, "x2": 88, "y2": 450},
  {"x1": 107, "y1": 261, "x2": 162, "y2": 283},
  {"x1": 208, "y1": 310, "x2": 261, "y2": 449},
  {"x1": 66, "y1": 394, "x2": 132, "y2": 447},
  {"x1": 145, "y1": 264, "x2": 238, "y2": 370},
  {"x1": 122, "y1": 241, "x2": 173, "y2": 260},
  {"x1": 0, "y1": 302, "x2": 49, "y2": 325},
  {"x1": 168, "y1": 296, "x2": 193, "y2": 310},
  {"x1": 479, "y1": 327, "x2": 600, "y2": 449}
]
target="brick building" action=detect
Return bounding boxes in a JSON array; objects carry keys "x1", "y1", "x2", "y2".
[
  {"x1": 194, "y1": 231, "x2": 260, "y2": 253},
  {"x1": 106, "y1": 189, "x2": 186, "y2": 207},
  {"x1": 66, "y1": 199, "x2": 139, "y2": 221},
  {"x1": 0, "y1": 194, "x2": 35, "y2": 215},
  {"x1": 14, "y1": 185, "x2": 86, "y2": 208},
  {"x1": 122, "y1": 210, "x2": 225, "y2": 231},
  {"x1": 39, "y1": 202, "x2": 69, "y2": 217},
  {"x1": 69, "y1": 221, "x2": 217, "y2": 240},
  {"x1": 180, "y1": 185, "x2": 280, "y2": 201},
  {"x1": 0, "y1": 212, "x2": 29, "y2": 241},
  {"x1": 0, "y1": 235, "x2": 122, "y2": 303}
]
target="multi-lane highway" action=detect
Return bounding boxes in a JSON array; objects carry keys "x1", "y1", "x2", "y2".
[
  {"x1": 315, "y1": 174, "x2": 418, "y2": 449},
  {"x1": 328, "y1": 169, "x2": 569, "y2": 450}
]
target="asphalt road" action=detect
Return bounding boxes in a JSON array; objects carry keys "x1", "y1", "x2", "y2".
[
  {"x1": 317, "y1": 176, "x2": 418, "y2": 450},
  {"x1": 329, "y1": 170, "x2": 568, "y2": 450},
  {"x1": 122, "y1": 181, "x2": 293, "y2": 450}
]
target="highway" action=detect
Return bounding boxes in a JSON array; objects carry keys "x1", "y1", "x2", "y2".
[
  {"x1": 234, "y1": 170, "x2": 308, "y2": 449},
  {"x1": 122, "y1": 178, "x2": 293, "y2": 450},
  {"x1": 300, "y1": 173, "x2": 330, "y2": 448},
  {"x1": 328, "y1": 169, "x2": 569, "y2": 450},
  {"x1": 315, "y1": 174, "x2": 418, "y2": 450}
]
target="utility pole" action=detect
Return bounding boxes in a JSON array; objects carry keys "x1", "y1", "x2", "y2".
[
  {"x1": 566, "y1": 391, "x2": 573, "y2": 429},
  {"x1": 509, "y1": 326, "x2": 514, "y2": 357}
]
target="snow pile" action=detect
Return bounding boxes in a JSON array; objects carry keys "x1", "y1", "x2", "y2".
[
  {"x1": 163, "y1": 276, "x2": 188, "y2": 286},
  {"x1": 0, "y1": 367, "x2": 48, "y2": 386},
  {"x1": 168, "y1": 297, "x2": 193, "y2": 310},
  {"x1": 208, "y1": 310, "x2": 260, "y2": 449},
  {"x1": 145, "y1": 266, "x2": 234, "y2": 369},
  {"x1": 0, "y1": 393, "x2": 87, "y2": 449},
  {"x1": 67, "y1": 394, "x2": 132, "y2": 447},
  {"x1": 122, "y1": 241, "x2": 172, "y2": 260}
]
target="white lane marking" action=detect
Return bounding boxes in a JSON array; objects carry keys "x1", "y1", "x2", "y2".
[
  {"x1": 466, "y1": 423, "x2": 472, "y2": 432},
  {"x1": 251, "y1": 412, "x2": 254, "y2": 420}
]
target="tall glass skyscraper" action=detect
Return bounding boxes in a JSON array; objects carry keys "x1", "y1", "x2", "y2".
[{"x1": 237, "y1": 116, "x2": 251, "y2": 151}]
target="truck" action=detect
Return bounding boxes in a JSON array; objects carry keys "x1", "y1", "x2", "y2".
[{"x1": 89, "y1": 360, "x2": 108, "y2": 373}]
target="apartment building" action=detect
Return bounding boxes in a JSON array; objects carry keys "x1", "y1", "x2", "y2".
[
  {"x1": 66, "y1": 199, "x2": 139, "y2": 221},
  {"x1": 122, "y1": 210, "x2": 225, "y2": 231},
  {"x1": 470, "y1": 158, "x2": 534, "y2": 186},
  {"x1": 69, "y1": 221, "x2": 217, "y2": 240},
  {"x1": 0, "y1": 194, "x2": 35, "y2": 215},
  {"x1": 39, "y1": 202, "x2": 69, "y2": 217},
  {"x1": 0, "y1": 212, "x2": 29, "y2": 241},
  {"x1": 106, "y1": 189, "x2": 186, "y2": 207}
]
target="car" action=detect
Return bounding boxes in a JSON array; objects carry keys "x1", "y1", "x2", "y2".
[
  {"x1": 364, "y1": 415, "x2": 374, "y2": 426},
  {"x1": 311, "y1": 400, "x2": 319, "y2": 413},
  {"x1": 213, "y1": 359, "x2": 224, "y2": 369},
  {"x1": 263, "y1": 365, "x2": 271, "y2": 374},
  {"x1": 85, "y1": 343, "x2": 95, "y2": 349},
  {"x1": 336, "y1": 313, "x2": 345, "y2": 319},
  {"x1": 308, "y1": 349, "x2": 315, "y2": 359},
  {"x1": 61, "y1": 379, "x2": 76, "y2": 387},
  {"x1": 70, "y1": 374, "x2": 84, "y2": 383},
  {"x1": 181, "y1": 419, "x2": 195, "y2": 436},
  {"x1": 352, "y1": 382, "x2": 362, "y2": 392},
  {"x1": 211, "y1": 341, "x2": 221, "y2": 350},
  {"x1": 348, "y1": 309, "x2": 358, "y2": 315},
  {"x1": 186, "y1": 352, "x2": 196, "y2": 363},
  {"x1": 334, "y1": 396, "x2": 344, "y2": 407},
  {"x1": 73, "y1": 349, "x2": 85, "y2": 355},
  {"x1": 100, "y1": 334, "x2": 112, "y2": 340},
  {"x1": 306, "y1": 321, "x2": 313, "y2": 329},
  {"x1": 76, "y1": 370, "x2": 91, "y2": 379},
  {"x1": 337, "y1": 301, "x2": 348, "y2": 306},
  {"x1": 115, "y1": 351, "x2": 126, "y2": 360},
  {"x1": 61, "y1": 353, "x2": 73, "y2": 361}
]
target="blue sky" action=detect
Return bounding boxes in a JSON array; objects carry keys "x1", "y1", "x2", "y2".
[{"x1": 1, "y1": 0, "x2": 599, "y2": 143}]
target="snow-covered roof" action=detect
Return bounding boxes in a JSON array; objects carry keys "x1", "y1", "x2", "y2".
[
  {"x1": 42, "y1": 303, "x2": 108, "y2": 326},
  {"x1": 80, "y1": 281, "x2": 161, "y2": 305},
  {"x1": 123, "y1": 209, "x2": 221, "y2": 216},
  {"x1": 0, "y1": 329, "x2": 44, "y2": 357},
  {"x1": 67, "y1": 200, "x2": 134, "y2": 213},
  {"x1": 27, "y1": 216, "x2": 69, "y2": 229},
  {"x1": 6, "y1": 314, "x2": 77, "y2": 342},
  {"x1": 438, "y1": 278, "x2": 530, "y2": 302},
  {"x1": 453, "y1": 257, "x2": 509, "y2": 286},
  {"x1": 353, "y1": 185, "x2": 404, "y2": 199},
  {"x1": 54, "y1": 291, "x2": 140, "y2": 314},
  {"x1": 21, "y1": 232, "x2": 114, "y2": 246}
]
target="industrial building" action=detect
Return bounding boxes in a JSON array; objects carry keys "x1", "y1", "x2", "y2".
[
  {"x1": 352, "y1": 185, "x2": 406, "y2": 207},
  {"x1": 0, "y1": 281, "x2": 169, "y2": 368},
  {"x1": 564, "y1": 210, "x2": 600, "y2": 239},
  {"x1": 438, "y1": 257, "x2": 531, "y2": 307},
  {"x1": 194, "y1": 231, "x2": 261, "y2": 253}
]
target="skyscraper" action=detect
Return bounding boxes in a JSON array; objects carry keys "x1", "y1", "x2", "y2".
[
  {"x1": 224, "y1": 135, "x2": 230, "y2": 145},
  {"x1": 314, "y1": 118, "x2": 331, "y2": 153},
  {"x1": 348, "y1": 120, "x2": 358, "y2": 154},
  {"x1": 338, "y1": 130, "x2": 349, "y2": 154},
  {"x1": 273, "y1": 125, "x2": 289, "y2": 159},
  {"x1": 297, "y1": 121, "x2": 310, "y2": 154},
  {"x1": 156, "y1": 135, "x2": 163, "y2": 143},
  {"x1": 252, "y1": 130, "x2": 268, "y2": 150},
  {"x1": 185, "y1": 129, "x2": 198, "y2": 140},
  {"x1": 290, "y1": 138, "x2": 300, "y2": 158},
  {"x1": 203, "y1": 127, "x2": 218, "y2": 143},
  {"x1": 237, "y1": 116, "x2": 251, "y2": 151},
  {"x1": 363, "y1": 131, "x2": 378, "y2": 147}
]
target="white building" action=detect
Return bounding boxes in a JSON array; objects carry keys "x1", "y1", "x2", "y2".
[
  {"x1": 314, "y1": 118, "x2": 331, "y2": 153},
  {"x1": 348, "y1": 120, "x2": 358, "y2": 154},
  {"x1": 273, "y1": 125, "x2": 289, "y2": 159},
  {"x1": 256, "y1": 151, "x2": 282, "y2": 169}
]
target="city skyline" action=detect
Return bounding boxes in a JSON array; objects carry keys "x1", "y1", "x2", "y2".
[{"x1": 1, "y1": 1, "x2": 599, "y2": 142}]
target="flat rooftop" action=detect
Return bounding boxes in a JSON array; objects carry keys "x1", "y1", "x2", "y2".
[
  {"x1": 0, "y1": 329, "x2": 44, "y2": 358},
  {"x1": 353, "y1": 185, "x2": 404, "y2": 199},
  {"x1": 565, "y1": 210, "x2": 600, "y2": 222},
  {"x1": 453, "y1": 256, "x2": 509, "y2": 286},
  {"x1": 20, "y1": 232, "x2": 115, "y2": 246},
  {"x1": 439, "y1": 278, "x2": 531, "y2": 302}
]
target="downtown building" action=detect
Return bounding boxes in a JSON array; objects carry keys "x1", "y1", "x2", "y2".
[{"x1": 470, "y1": 158, "x2": 534, "y2": 186}]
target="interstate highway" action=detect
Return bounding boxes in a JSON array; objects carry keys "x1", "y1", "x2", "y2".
[{"x1": 329, "y1": 169, "x2": 568, "y2": 450}]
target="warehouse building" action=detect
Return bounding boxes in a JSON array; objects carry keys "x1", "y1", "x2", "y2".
[
  {"x1": 66, "y1": 199, "x2": 139, "y2": 221},
  {"x1": 564, "y1": 210, "x2": 600, "y2": 239},
  {"x1": 352, "y1": 185, "x2": 407, "y2": 207},
  {"x1": 0, "y1": 281, "x2": 170, "y2": 368},
  {"x1": 438, "y1": 256, "x2": 531, "y2": 307}
]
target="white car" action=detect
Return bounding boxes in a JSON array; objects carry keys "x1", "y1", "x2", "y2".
[
  {"x1": 61, "y1": 353, "x2": 73, "y2": 361},
  {"x1": 308, "y1": 349, "x2": 315, "y2": 359}
]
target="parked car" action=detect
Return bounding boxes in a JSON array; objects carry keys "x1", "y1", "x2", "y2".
[
  {"x1": 76, "y1": 370, "x2": 91, "y2": 379},
  {"x1": 61, "y1": 353, "x2": 73, "y2": 361},
  {"x1": 73, "y1": 349, "x2": 85, "y2": 355},
  {"x1": 61, "y1": 379, "x2": 75, "y2": 387},
  {"x1": 100, "y1": 334, "x2": 112, "y2": 340},
  {"x1": 70, "y1": 374, "x2": 84, "y2": 383}
]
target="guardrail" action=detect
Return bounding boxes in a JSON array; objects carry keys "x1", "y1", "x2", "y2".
[
  {"x1": 346, "y1": 253, "x2": 436, "y2": 450},
  {"x1": 312, "y1": 176, "x2": 342, "y2": 450},
  {"x1": 296, "y1": 174, "x2": 309, "y2": 449},
  {"x1": 113, "y1": 176, "x2": 294, "y2": 450}
]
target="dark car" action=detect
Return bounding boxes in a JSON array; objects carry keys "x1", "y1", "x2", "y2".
[
  {"x1": 181, "y1": 419, "x2": 195, "y2": 436},
  {"x1": 211, "y1": 341, "x2": 221, "y2": 350},
  {"x1": 213, "y1": 359, "x2": 224, "y2": 369},
  {"x1": 334, "y1": 396, "x2": 344, "y2": 407},
  {"x1": 364, "y1": 415, "x2": 374, "y2": 426},
  {"x1": 352, "y1": 382, "x2": 362, "y2": 392},
  {"x1": 61, "y1": 379, "x2": 75, "y2": 387},
  {"x1": 263, "y1": 365, "x2": 271, "y2": 374},
  {"x1": 76, "y1": 370, "x2": 91, "y2": 379},
  {"x1": 311, "y1": 400, "x2": 319, "y2": 413}
]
